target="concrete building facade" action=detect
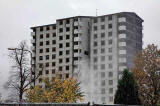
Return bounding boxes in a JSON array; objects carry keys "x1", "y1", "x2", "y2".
[{"x1": 30, "y1": 12, "x2": 143, "y2": 104}]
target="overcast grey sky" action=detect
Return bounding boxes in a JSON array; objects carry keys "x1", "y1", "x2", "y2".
[{"x1": 0, "y1": 0, "x2": 160, "y2": 96}]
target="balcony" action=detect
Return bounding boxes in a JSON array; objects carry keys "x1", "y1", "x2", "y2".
[
  {"x1": 74, "y1": 45, "x2": 80, "y2": 49},
  {"x1": 74, "y1": 21, "x2": 83, "y2": 26},
  {"x1": 31, "y1": 32, "x2": 35, "y2": 37},
  {"x1": 74, "y1": 37, "x2": 81, "y2": 41},
  {"x1": 74, "y1": 29, "x2": 82, "y2": 34},
  {"x1": 31, "y1": 39, "x2": 35, "y2": 44},
  {"x1": 118, "y1": 17, "x2": 126, "y2": 22},
  {"x1": 119, "y1": 34, "x2": 126, "y2": 39},
  {"x1": 74, "y1": 61, "x2": 79, "y2": 65},
  {"x1": 74, "y1": 53, "x2": 79, "y2": 57},
  {"x1": 119, "y1": 25, "x2": 126, "y2": 30}
]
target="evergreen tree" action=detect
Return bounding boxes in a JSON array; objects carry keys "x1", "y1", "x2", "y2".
[{"x1": 114, "y1": 69, "x2": 141, "y2": 105}]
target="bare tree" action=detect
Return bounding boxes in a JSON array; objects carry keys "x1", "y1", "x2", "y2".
[{"x1": 5, "y1": 41, "x2": 43, "y2": 102}]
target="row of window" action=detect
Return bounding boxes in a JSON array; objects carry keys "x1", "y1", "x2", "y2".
[
  {"x1": 93, "y1": 24, "x2": 113, "y2": 31},
  {"x1": 39, "y1": 65, "x2": 70, "y2": 74},
  {"x1": 93, "y1": 39, "x2": 112, "y2": 47},
  {"x1": 101, "y1": 96, "x2": 113, "y2": 103},
  {"x1": 38, "y1": 73, "x2": 69, "y2": 83},
  {"x1": 39, "y1": 25, "x2": 56, "y2": 32},
  {"x1": 101, "y1": 87, "x2": 113, "y2": 94},
  {"x1": 93, "y1": 48, "x2": 112, "y2": 54},
  {"x1": 93, "y1": 32, "x2": 112, "y2": 39},
  {"x1": 93, "y1": 15, "x2": 112, "y2": 23},
  {"x1": 93, "y1": 55, "x2": 113, "y2": 62},
  {"x1": 93, "y1": 63, "x2": 113, "y2": 70}
]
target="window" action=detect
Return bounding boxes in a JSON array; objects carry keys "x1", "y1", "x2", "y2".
[
  {"x1": 52, "y1": 69, "x2": 55, "y2": 74},
  {"x1": 59, "y1": 36, "x2": 63, "y2": 40},
  {"x1": 45, "y1": 62, "x2": 49, "y2": 67},
  {"x1": 52, "y1": 62, "x2": 56, "y2": 66},
  {"x1": 94, "y1": 26, "x2": 97, "y2": 31},
  {"x1": 101, "y1": 33, "x2": 105, "y2": 38},
  {"x1": 59, "y1": 51, "x2": 63, "y2": 56},
  {"x1": 39, "y1": 64, "x2": 43, "y2": 68},
  {"x1": 101, "y1": 40, "x2": 105, "y2": 46},
  {"x1": 66, "y1": 66, "x2": 69, "y2": 70},
  {"x1": 93, "y1": 65, "x2": 97, "y2": 70},
  {"x1": 66, "y1": 50, "x2": 70, "y2": 55},
  {"x1": 52, "y1": 54, "x2": 56, "y2": 59},
  {"x1": 109, "y1": 80, "x2": 113, "y2": 85},
  {"x1": 108, "y1": 15, "x2": 112, "y2": 20},
  {"x1": 94, "y1": 18, "x2": 97, "y2": 23},
  {"x1": 84, "y1": 51, "x2": 88, "y2": 55},
  {"x1": 108, "y1": 55, "x2": 113, "y2": 60},
  {"x1": 40, "y1": 27, "x2": 43, "y2": 31},
  {"x1": 39, "y1": 56, "x2": 43, "y2": 60},
  {"x1": 109, "y1": 72, "x2": 113, "y2": 77},
  {"x1": 46, "y1": 55, "x2": 49, "y2": 60},
  {"x1": 101, "y1": 88, "x2": 105, "y2": 94},
  {"x1": 109, "y1": 97, "x2": 113, "y2": 102},
  {"x1": 101, "y1": 72, "x2": 105, "y2": 78},
  {"x1": 46, "y1": 33, "x2": 50, "y2": 38},
  {"x1": 66, "y1": 27, "x2": 70, "y2": 32},
  {"x1": 94, "y1": 42, "x2": 97, "y2": 47},
  {"x1": 66, "y1": 73, "x2": 69, "y2": 78},
  {"x1": 108, "y1": 24, "x2": 112, "y2": 29},
  {"x1": 39, "y1": 71, "x2": 42, "y2": 75},
  {"x1": 108, "y1": 48, "x2": 112, "y2": 53},
  {"x1": 66, "y1": 58, "x2": 69, "y2": 63},
  {"x1": 52, "y1": 47, "x2": 56, "y2": 52},
  {"x1": 66, "y1": 19, "x2": 70, "y2": 24},
  {"x1": 59, "y1": 28, "x2": 63, "y2": 33},
  {"x1": 52, "y1": 25, "x2": 56, "y2": 30},
  {"x1": 101, "y1": 25, "x2": 105, "y2": 30},
  {"x1": 109, "y1": 88, "x2": 113, "y2": 94},
  {"x1": 108, "y1": 39, "x2": 112, "y2": 45},
  {"x1": 59, "y1": 66, "x2": 62, "y2": 71},
  {"x1": 57, "y1": 74, "x2": 62, "y2": 78},
  {"x1": 101, "y1": 56, "x2": 105, "y2": 61},
  {"x1": 59, "y1": 59, "x2": 63, "y2": 63},
  {"x1": 101, "y1": 64, "x2": 105, "y2": 70},
  {"x1": 108, "y1": 32, "x2": 112, "y2": 37},
  {"x1": 39, "y1": 49, "x2": 43, "y2": 53},
  {"x1": 101, "y1": 48, "x2": 105, "y2": 53},
  {"x1": 59, "y1": 43, "x2": 63, "y2": 48},
  {"x1": 39, "y1": 78, "x2": 42, "y2": 83},
  {"x1": 66, "y1": 35, "x2": 70, "y2": 39},
  {"x1": 52, "y1": 40, "x2": 56, "y2": 44},
  {"x1": 101, "y1": 80, "x2": 105, "y2": 86},
  {"x1": 46, "y1": 48, "x2": 49, "y2": 52},
  {"x1": 45, "y1": 70, "x2": 49, "y2": 74},
  {"x1": 59, "y1": 20, "x2": 63, "y2": 25},
  {"x1": 46, "y1": 26, "x2": 50, "y2": 30},
  {"x1": 52, "y1": 33, "x2": 56, "y2": 37},
  {"x1": 40, "y1": 34, "x2": 43, "y2": 39},
  {"x1": 94, "y1": 57, "x2": 98, "y2": 62},
  {"x1": 40, "y1": 42, "x2": 43, "y2": 46},
  {"x1": 94, "y1": 34, "x2": 97, "y2": 39},
  {"x1": 46, "y1": 41, "x2": 50, "y2": 45},
  {"x1": 66, "y1": 43, "x2": 70, "y2": 47},
  {"x1": 109, "y1": 63, "x2": 113, "y2": 69},
  {"x1": 101, "y1": 17, "x2": 105, "y2": 22},
  {"x1": 93, "y1": 49, "x2": 97, "y2": 54}
]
